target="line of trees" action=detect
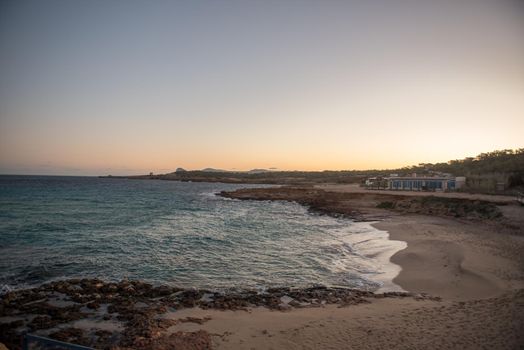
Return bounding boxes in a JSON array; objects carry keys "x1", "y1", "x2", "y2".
[
  {"x1": 415, "y1": 149, "x2": 524, "y2": 176},
  {"x1": 397, "y1": 149, "x2": 524, "y2": 192}
]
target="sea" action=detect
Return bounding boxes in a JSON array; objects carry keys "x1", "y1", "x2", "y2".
[{"x1": 0, "y1": 175, "x2": 406, "y2": 293}]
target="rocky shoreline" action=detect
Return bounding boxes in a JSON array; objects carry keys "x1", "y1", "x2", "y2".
[
  {"x1": 0, "y1": 278, "x2": 439, "y2": 350},
  {"x1": 2, "y1": 187, "x2": 522, "y2": 349},
  {"x1": 218, "y1": 186, "x2": 506, "y2": 222}
]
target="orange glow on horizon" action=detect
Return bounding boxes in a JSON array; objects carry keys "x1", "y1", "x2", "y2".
[{"x1": 0, "y1": 1, "x2": 523, "y2": 175}]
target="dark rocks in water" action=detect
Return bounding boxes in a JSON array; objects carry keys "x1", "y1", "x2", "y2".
[
  {"x1": 0, "y1": 279, "x2": 435, "y2": 350},
  {"x1": 171, "y1": 289, "x2": 205, "y2": 308},
  {"x1": 86, "y1": 301, "x2": 100, "y2": 310},
  {"x1": 28, "y1": 315, "x2": 60, "y2": 331},
  {"x1": 20, "y1": 302, "x2": 86, "y2": 332},
  {"x1": 48, "y1": 327, "x2": 87, "y2": 345},
  {"x1": 150, "y1": 285, "x2": 177, "y2": 297}
]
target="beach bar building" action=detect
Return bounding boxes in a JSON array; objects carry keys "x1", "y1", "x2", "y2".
[{"x1": 386, "y1": 176, "x2": 465, "y2": 191}]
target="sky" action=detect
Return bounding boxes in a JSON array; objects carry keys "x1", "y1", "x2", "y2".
[{"x1": 0, "y1": 0, "x2": 523, "y2": 175}]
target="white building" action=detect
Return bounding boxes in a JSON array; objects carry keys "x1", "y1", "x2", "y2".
[{"x1": 386, "y1": 175, "x2": 465, "y2": 191}]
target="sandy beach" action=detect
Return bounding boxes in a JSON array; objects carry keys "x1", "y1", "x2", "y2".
[
  {"x1": 178, "y1": 186, "x2": 524, "y2": 349},
  {"x1": 168, "y1": 290, "x2": 523, "y2": 349},
  {"x1": 1, "y1": 186, "x2": 523, "y2": 349},
  {"x1": 2, "y1": 0, "x2": 523, "y2": 348}
]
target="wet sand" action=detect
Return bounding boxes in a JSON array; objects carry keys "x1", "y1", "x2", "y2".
[{"x1": 375, "y1": 214, "x2": 524, "y2": 300}]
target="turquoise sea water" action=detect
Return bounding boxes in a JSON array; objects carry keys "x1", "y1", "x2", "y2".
[{"x1": 0, "y1": 176, "x2": 405, "y2": 292}]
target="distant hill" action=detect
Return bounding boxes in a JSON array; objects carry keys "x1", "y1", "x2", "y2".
[
  {"x1": 105, "y1": 148, "x2": 524, "y2": 194},
  {"x1": 173, "y1": 168, "x2": 271, "y2": 174},
  {"x1": 201, "y1": 168, "x2": 229, "y2": 172},
  {"x1": 247, "y1": 169, "x2": 272, "y2": 174}
]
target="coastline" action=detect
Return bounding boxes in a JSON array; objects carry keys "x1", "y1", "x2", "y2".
[
  {"x1": 373, "y1": 215, "x2": 524, "y2": 300},
  {"x1": 164, "y1": 190, "x2": 524, "y2": 349},
  {"x1": 2, "y1": 185, "x2": 524, "y2": 349},
  {"x1": 219, "y1": 186, "x2": 524, "y2": 300},
  {"x1": 199, "y1": 186, "x2": 523, "y2": 348}
]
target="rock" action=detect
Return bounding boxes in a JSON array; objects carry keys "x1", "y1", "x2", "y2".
[
  {"x1": 280, "y1": 295, "x2": 294, "y2": 304},
  {"x1": 0, "y1": 278, "x2": 432, "y2": 350},
  {"x1": 28, "y1": 315, "x2": 60, "y2": 330},
  {"x1": 49, "y1": 327, "x2": 88, "y2": 346},
  {"x1": 150, "y1": 286, "x2": 172, "y2": 297},
  {"x1": 289, "y1": 300, "x2": 301, "y2": 307},
  {"x1": 178, "y1": 317, "x2": 211, "y2": 325},
  {"x1": 123, "y1": 286, "x2": 135, "y2": 294},
  {"x1": 87, "y1": 301, "x2": 100, "y2": 309}
]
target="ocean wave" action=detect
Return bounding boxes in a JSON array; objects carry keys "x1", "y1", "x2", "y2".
[{"x1": 0, "y1": 177, "x2": 405, "y2": 292}]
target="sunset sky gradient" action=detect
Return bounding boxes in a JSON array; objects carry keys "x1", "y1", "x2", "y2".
[{"x1": 1, "y1": 0, "x2": 523, "y2": 175}]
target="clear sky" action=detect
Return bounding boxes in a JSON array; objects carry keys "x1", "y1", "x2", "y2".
[{"x1": 1, "y1": 0, "x2": 523, "y2": 175}]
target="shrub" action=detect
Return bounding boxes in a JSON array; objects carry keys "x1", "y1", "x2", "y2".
[{"x1": 376, "y1": 201, "x2": 396, "y2": 209}]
